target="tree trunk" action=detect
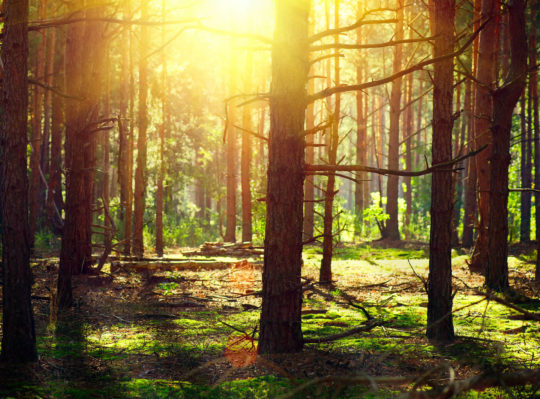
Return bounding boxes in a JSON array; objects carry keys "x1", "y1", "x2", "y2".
[
  {"x1": 486, "y1": 0, "x2": 527, "y2": 292},
  {"x1": 258, "y1": 0, "x2": 309, "y2": 354},
  {"x1": 383, "y1": 0, "x2": 404, "y2": 241},
  {"x1": 519, "y1": 92, "x2": 532, "y2": 242},
  {"x1": 82, "y1": 7, "x2": 107, "y2": 272},
  {"x1": 426, "y1": 0, "x2": 455, "y2": 343},
  {"x1": 241, "y1": 52, "x2": 253, "y2": 243},
  {"x1": 462, "y1": 78, "x2": 476, "y2": 247},
  {"x1": 58, "y1": 4, "x2": 87, "y2": 308},
  {"x1": 303, "y1": 60, "x2": 315, "y2": 241},
  {"x1": 531, "y1": 1, "x2": 540, "y2": 282},
  {"x1": 0, "y1": 0, "x2": 38, "y2": 363},
  {"x1": 29, "y1": 0, "x2": 47, "y2": 250},
  {"x1": 320, "y1": 0, "x2": 341, "y2": 284},
  {"x1": 355, "y1": 10, "x2": 367, "y2": 232},
  {"x1": 470, "y1": 0, "x2": 499, "y2": 273},
  {"x1": 156, "y1": 2, "x2": 167, "y2": 257},
  {"x1": 48, "y1": 27, "x2": 65, "y2": 227},
  {"x1": 133, "y1": 0, "x2": 149, "y2": 257},
  {"x1": 225, "y1": 103, "x2": 238, "y2": 243},
  {"x1": 404, "y1": 72, "x2": 413, "y2": 239},
  {"x1": 41, "y1": 24, "x2": 54, "y2": 226}
]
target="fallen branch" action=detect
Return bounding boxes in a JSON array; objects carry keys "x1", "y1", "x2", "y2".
[{"x1": 303, "y1": 319, "x2": 389, "y2": 344}]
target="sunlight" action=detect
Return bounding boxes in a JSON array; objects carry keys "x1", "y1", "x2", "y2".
[{"x1": 203, "y1": 0, "x2": 273, "y2": 30}]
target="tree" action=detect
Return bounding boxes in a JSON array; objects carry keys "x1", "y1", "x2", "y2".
[
  {"x1": 156, "y1": 0, "x2": 167, "y2": 257},
  {"x1": 320, "y1": 0, "x2": 341, "y2": 284},
  {"x1": 486, "y1": 0, "x2": 527, "y2": 292},
  {"x1": 133, "y1": 0, "x2": 150, "y2": 257},
  {"x1": 0, "y1": 0, "x2": 38, "y2": 363},
  {"x1": 28, "y1": 0, "x2": 47, "y2": 249},
  {"x1": 383, "y1": 0, "x2": 404, "y2": 241},
  {"x1": 225, "y1": 98, "x2": 238, "y2": 243},
  {"x1": 58, "y1": 1, "x2": 108, "y2": 307},
  {"x1": 47, "y1": 26, "x2": 65, "y2": 229},
  {"x1": 258, "y1": 0, "x2": 309, "y2": 354},
  {"x1": 470, "y1": 0, "x2": 499, "y2": 273},
  {"x1": 241, "y1": 52, "x2": 254, "y2": 243},
  {"x1": 426, "y1": 0, "x2": 456, "y2": 342},
  {"x1": 57, "y1": 2, "x2": 89, "y2": 308}
]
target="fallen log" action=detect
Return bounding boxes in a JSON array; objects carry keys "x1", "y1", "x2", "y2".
[{"x1": 111, "y1": 260, "x2": 263, "y2": 273}]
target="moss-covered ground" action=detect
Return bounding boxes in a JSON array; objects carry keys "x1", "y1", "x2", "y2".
[{"x1": 0, "y1": 242, "x2": 538, "y2": 398}]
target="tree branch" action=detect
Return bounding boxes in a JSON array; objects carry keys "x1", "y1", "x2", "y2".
[
  {"x1": 310, "y1": 17, "x2": 398, "y2": 43},
  {"x1": 303, "y1": 319, "x2": 389, "y2": 344},
  {"x1": 307, "y1": 20, "x2": 488, "y2": 103},
  {"x1": 310, "y1": 36, "x2": 435, "y2": 52},
  {"x1": 306, "y1": 145, "x2": 487, "y2": 177}
]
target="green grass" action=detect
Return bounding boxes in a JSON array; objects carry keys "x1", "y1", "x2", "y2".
[{"x1": 3, "y1": 245, "x2": 539, "y2": 398}]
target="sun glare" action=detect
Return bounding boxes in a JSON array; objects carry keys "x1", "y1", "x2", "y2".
[{"x1": 203, "y1": 0, "x2": 273, "y2": 31}]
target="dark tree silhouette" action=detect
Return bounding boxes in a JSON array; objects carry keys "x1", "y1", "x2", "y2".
[{"x1": 0, "y1": 0, "x2": 38, "y2": 363}]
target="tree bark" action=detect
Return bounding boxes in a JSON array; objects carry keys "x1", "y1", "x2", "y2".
[
  {"x1": 58, "y1": 3, "x2": 87, "y2": 308},
  {"x1": 354, "y1": 8, "x2": 367, "y2": 233},
  {"x1": 519, "y1": 92, "x2": 531, "y2": 242},
  {"x1": 470, "y1": 0, "x2": 499, "y2": 273},
  {"x1": 48, "y1": 26, "x2": 65, "y2": 227},
  {"x1": 462, "y1": 78, "x2": 476, "y2": 247},
  {"x1": 29, "y1": 0, "x2": 47, "y2": 249},
  {"x1": 258, "y1": 0, "x2": 309, "y2": 354},
  {"x1": 426, "y1": 0, "x2": 455, "y2": 342},
  {"x1": 320, "y1": 0, "x2": 340, "y2": 284},
  {"x1": 241, "y1": 52, "x2": 253, "y2": 243},
  {"x1": 404, "y1": 71, "x2": 413, "y2": 239},
  {"x1": 531, "y1": 1, "x2": 540, "y2": 282},
  {"x1": 486, "y1": 0, "x2": 527, "y2": 292},
  {"x1": 383, "y1": 0, "x2": 404, "y2": 241},
  {"x1": 156, "y1": 1, "x2": 167, "y2": 257},
  {"x1": 303, "y1": 47, "x2": 315, "y2": 242},
  {"x1": 0, "y1": 0, "x2": 38, "y2": 363},
  {"x1": 133, "y1": 0, "x2": 149, "y2": 257}
]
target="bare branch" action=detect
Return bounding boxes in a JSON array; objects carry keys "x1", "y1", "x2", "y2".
[
  {"x1": 307, "y1": 20, "x2": 488, "y2": 103},
  {"x1": 310, "y1": 18, "x2": 398, "y2": 43},
  {"x1": 303, "y1": 319, "x2": 390, "y2": 344},
  {"x1": 306, "y1": 145, "x2": 487, "y2": 177},
  {"x1": 310, "y1": 36, "x2": 436, "y2": 52}
]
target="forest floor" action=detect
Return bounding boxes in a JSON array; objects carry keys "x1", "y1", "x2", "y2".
[{"x1": 0, "y1": 242, "x2": 539, "y2": 398}]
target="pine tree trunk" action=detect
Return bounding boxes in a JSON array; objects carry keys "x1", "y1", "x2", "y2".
[
  {"x1": 354, "y1": 10, "x2": 367, "y2": 231},
  {"x1": 156, "y1": 4, "x2": 167, "y2": 257},
  {"x1": 241, "y1": 52, "x2": 253, "y2": 243},
  {"x1": 427, "y1": 0, "x2": 456, "y2": 343},
  {"x1": 383, "y1": 0, "x2": 404, "y2": 241},
  {"x1": 58, "y1": 4, "x2": 87, "y2": 308},
  {"x1": 0, "y1": 0, "x2": 38, "y2": 363},
  {"x1": 320, "y1": 0, "x2": 341, "y2": 284},
  {"x1": 404, "y1": 72, "x2": 413, "y2": 239},
  {"x1": 470, "y1": 0, "x2": 499, "y2": 273},
  {"x1": 48, "y1": 27, "x2": 65, "y2": 226},
  {"x1": 303, "y1": 68, "x2": 315, "y2": 241},
  {"x1": 258, "y1": 0, "x2": 309, "y2": 354},
  {"x1": 531, "y1": 1, "x2": 540, "y2": 282},
  {"x1": 41, "y1": 25, "x2": 54, "y2": 226},
  {"x1": 133, "y1": 0, "x2": 149, "y2": 257},
  {"x1": 225, "y1": 104, "x2": 237, "y2": 243},
  {"x1": 520, "y1": 93, "x2": 531, "y2": 242},
  {"x1": 462, "y1": 78, "x2": 476, "y2": 247},
  {"x1": 29, "y1": 0, "x2": 47, "y2": 248},
  {"x1": 486, "y1": 0, "x2": 527, "y2": 291}
]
